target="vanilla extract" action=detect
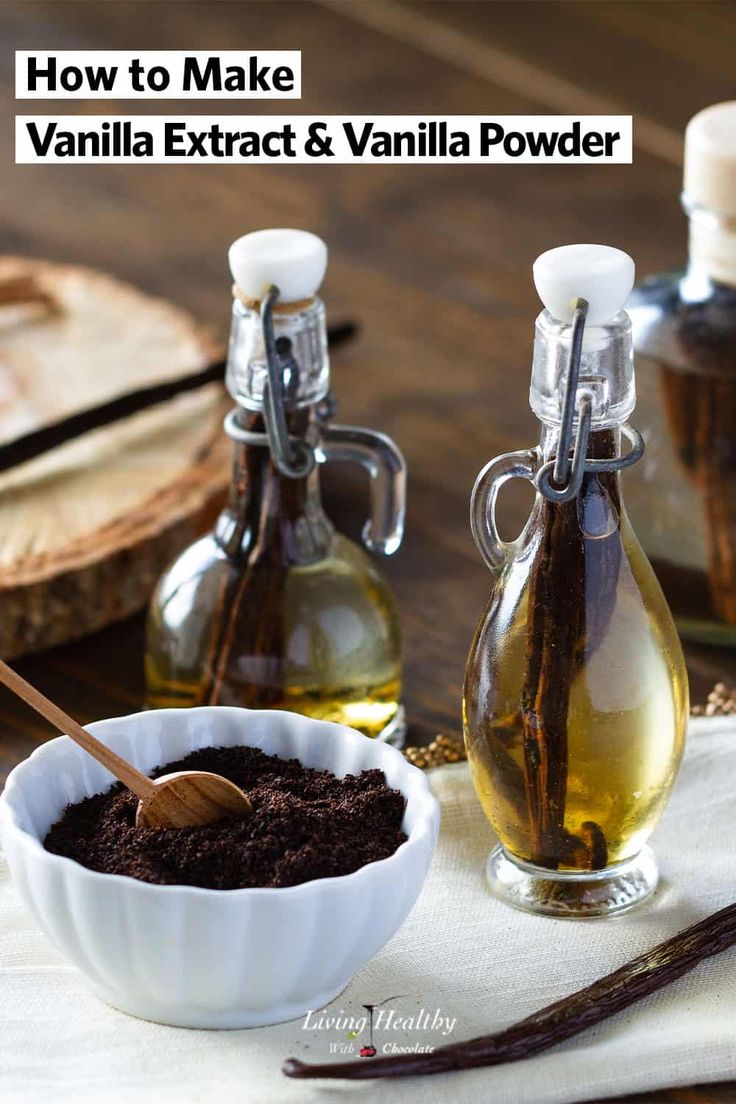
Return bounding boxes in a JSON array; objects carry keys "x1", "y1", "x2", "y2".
[
  {"x1": 25, "y1": 120, "x2": 298, "y2": 160},
  {"x1": 463, "y1": 245, "x2": 687, "y2": 919},
  {"x1": 145, "y1": 229, "x2": 407, "y2": 744}
]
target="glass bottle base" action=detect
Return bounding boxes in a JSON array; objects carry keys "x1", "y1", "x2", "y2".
[{"x1": 485, "y1": 844, "x2": 658, "y2": 919}]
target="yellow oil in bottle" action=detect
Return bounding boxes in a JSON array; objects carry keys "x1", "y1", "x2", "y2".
[
  {"x1": 145, "y1": 533, "x2": 402, "y2": 740},
  {"x1": 464, "y1": 498, "x2": 688, "y2": 871}
]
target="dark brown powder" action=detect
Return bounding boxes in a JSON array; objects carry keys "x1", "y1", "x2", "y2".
[{"x1": 44, "y1": 745, "x2": 407, "y2": 890}]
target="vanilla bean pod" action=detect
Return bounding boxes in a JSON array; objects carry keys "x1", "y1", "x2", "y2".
[
  {"x1": 521, "y1": 488, "x2": 584, "y2": 866},
  {"x1": 0, "y1": 322, "x2": 356, "y2": 475},
  {"x1": 521, "y1": 430, "x2": 621, "y2": 869},
  {"x1": 0, "y1": 360, "x2": 226, "y2": 475},
  {"x1": 205, "y1": 406, "x2": 312, "y2": 706},
  {"x1": 283, "y1": 900, "x2": 736, "y2": 1080}
]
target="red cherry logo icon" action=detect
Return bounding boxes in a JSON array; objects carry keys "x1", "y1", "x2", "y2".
[{"x1": 359, "y1": 1045, "x2": 377, "y2": 1058}]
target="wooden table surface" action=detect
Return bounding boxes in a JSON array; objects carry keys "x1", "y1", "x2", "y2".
[{"x1": 2, "y1": 3, "x2": 736, "y2": 1101}]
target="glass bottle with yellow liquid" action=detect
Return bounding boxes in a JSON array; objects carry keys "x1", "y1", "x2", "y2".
[
  {"x1": 146, "y1": 229, "x2": 406, "y2": 743},
  {"x1": 464, "y1": 245, "x2": 688, "y2": 917}
]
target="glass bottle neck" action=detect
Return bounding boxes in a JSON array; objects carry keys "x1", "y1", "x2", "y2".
[
  {"x1": 537, "y1": 421, "x2": 621, "y2": 464},
  {"x1": 220, "y1": 293, "x2": 334, "y2": 563},
  {"x1": 684, "y1": 198, "x2": 736, "y2": 290},
  {"x1": 226, "y1": 297, "x2": 330, "y2": 411},
  {"x1": 530, "y1": 310, "x2": 635, "y2": 430},
  {"x1": 216, "y1": 406, "x2": 333, "y2": 564},
  {"x1": 535, "y1": 422, "x2": 625, "y2": 541}
]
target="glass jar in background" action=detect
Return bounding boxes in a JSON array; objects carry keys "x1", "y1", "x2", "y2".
[{"x1": 627, "y1": 102, "x2": 736, "y2": 645}]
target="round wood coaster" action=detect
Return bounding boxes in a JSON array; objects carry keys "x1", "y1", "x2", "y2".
[{"x1": 0, "y1": 257, "x2": 229, "y2": 659}]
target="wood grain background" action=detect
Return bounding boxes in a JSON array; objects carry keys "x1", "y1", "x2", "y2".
[{"x1": 1, "y1": 5, "x2": 736, "y2": 1100}]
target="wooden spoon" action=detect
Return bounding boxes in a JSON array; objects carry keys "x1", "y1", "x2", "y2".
[{"x1": 0, "y1": 660, "x2": 252, "y2": 829}]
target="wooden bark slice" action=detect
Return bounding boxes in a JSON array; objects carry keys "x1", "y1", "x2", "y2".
[{"x1": 0, "y1": 257, "x2": 229, "y2": 659}]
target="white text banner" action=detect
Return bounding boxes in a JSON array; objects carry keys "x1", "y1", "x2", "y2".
[{"x1": 15, "y1": 115, "x2": 633, "y2": 164}]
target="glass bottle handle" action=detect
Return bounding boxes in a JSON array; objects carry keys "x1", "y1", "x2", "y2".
[
  {"x1": 470, "y1": 448, "x2": 539, "y2": 572},
  {"x1": 319, "y1": 425, "x2": 407, "y2": 556}
]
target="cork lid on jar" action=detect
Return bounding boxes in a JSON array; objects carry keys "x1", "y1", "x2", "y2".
[{"x1": 684, "y1": 101, "x2": 736, "y2": 217}]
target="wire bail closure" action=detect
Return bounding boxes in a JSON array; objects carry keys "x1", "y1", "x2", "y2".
[
  {"x1": 536, "y1": 297, "x2": 644, "y2": 504},
  {"x1": 259, "y1": 284, "x2": 316, "y2": 479}
]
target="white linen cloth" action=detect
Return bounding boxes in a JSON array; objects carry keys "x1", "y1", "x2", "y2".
[{"x1": 2, "y1": 716, "x2": 736, "y2": 1104}]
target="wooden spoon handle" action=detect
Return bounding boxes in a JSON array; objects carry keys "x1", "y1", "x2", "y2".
[{"x1": 0, "y1": 660, "x2": 154, "y2": 800}]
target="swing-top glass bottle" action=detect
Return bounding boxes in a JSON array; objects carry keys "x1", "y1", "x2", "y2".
[
  {"x1": 463, "y1": 245, "x2": 688, "y2": 918},
  {"x1": 145, "y1": 229, "x2": 407, "y2": 744}
]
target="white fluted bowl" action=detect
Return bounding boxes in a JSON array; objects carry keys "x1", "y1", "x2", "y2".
[{"x1": 0, "y1": 707, "x2": 439, "y2": 1029}]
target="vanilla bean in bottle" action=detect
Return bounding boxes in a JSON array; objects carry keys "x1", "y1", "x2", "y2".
[
  {"x1": 627, "y1": 102, "x2": 736, "y2": 645},
  {"x1": 463, "y1": 245, "x2": 688, "y2": 918},
  {"x1": 145, "y1": 229, "x2": 406, "y2": 743}
]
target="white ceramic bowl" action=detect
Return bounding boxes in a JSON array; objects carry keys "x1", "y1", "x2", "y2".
[{"x1": 0, "y1": 707, "x2": 439, "y2": 1029}]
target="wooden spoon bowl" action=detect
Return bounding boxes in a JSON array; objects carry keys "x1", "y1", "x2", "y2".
[{"x1": 136, "y1": 770, "x2": 252, "y2": 828}]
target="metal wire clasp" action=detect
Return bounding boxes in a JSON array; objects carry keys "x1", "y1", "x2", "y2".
[
  {"x1": 260, "y1": 285, "x2": 316, "y2": 479},
  {"x1": 536, "y1": 298, "x2": 644, "y2": 504}
]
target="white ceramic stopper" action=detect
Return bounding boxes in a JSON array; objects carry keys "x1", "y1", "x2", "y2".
[
  {"x1": 684, "y1": 101, "x2": 736, "y2": 218},
  {"x1": 228, "y1": 228, "x2": 328, "y2": 303},
  {"x1": 533, "y1": 244, "x2": 635, "y2": 326}
]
